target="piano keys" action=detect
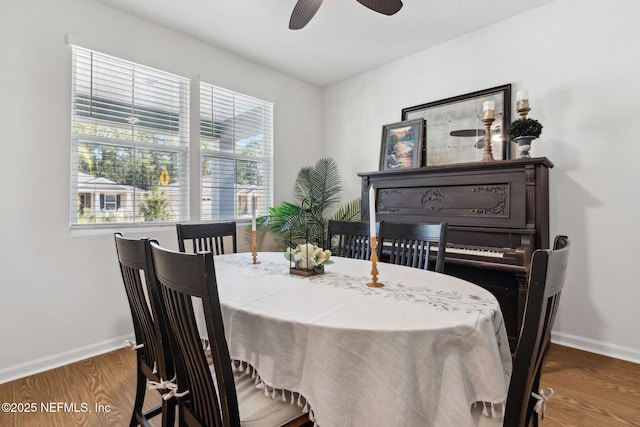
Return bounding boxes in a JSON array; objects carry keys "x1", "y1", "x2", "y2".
[{"x1": 359, "y1": 157, "x2": 553, "y2": 350}]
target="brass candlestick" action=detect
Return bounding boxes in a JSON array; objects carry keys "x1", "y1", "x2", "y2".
[
  {"x1": 482, "y1": 117, "x2": 496, "y2": 161},
  {"x1": 366, "y1": 236, "x2": 384, "y2": 288},
  {"x1": 251, "y1": 230, "x2": 260, "y2": 265},
  {"x1": 517, "y1": 99, "x2": 531, "y2": 119}
]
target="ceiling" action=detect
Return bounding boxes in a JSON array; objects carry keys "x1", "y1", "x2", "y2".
[{"x1": 94, "y1": 0, "x2": 554, "y2": 87}]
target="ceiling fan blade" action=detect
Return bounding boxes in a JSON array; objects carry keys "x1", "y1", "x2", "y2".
[
  {"x1": 449, "y1": 129, "x2": 485, "y2": 137},
  {"x1": 289, "y1": 0, "x2": 324, "y2": 30},
  {"x1": 356, "y1": 0, "x2": 403, "y2": 16}
]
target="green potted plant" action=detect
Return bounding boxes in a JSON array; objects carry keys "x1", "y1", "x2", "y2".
[
  {"x1": 508, "y1": 118, "x2": 543, "y2": 158},
  {"x1": 257, "y1": 157, "x2": 361, "y2": 250}
]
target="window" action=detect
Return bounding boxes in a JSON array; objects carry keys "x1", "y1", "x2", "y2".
[
  {"x1": 200, "y1": 83, "x2": 273, "y2": 221},
  {"x1": 70, "y1": 46, "x2": 190, "y2": 226},
  {"x1": 102, "y1": 194, "x2": 119, "y2": 211}
]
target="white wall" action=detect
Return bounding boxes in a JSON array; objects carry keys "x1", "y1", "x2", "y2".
[
  {"x1": 322, "y1": 0, "x2": 640, "y2": 362},
  {"x1": 0, "y1": 0, "x2": 323, "y2": 382}
]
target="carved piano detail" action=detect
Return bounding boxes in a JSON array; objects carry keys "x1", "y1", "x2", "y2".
[
  {"x1": 359, "y1": 158, "x2": 553, "y2": 350},
  {"x1": 379, "y1": 184, "x2": 511, "y2": 218}
]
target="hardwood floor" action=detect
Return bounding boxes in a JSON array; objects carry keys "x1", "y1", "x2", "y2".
[
  {"x1": 538, "y1": 345, "x2": 640, "y2": 426},
  {"x1": 0, "y1": 344, "x2": 638, "y2": 426},
  {"x1": 0, "y1": 348, "x2": 155, "y2": 427}
]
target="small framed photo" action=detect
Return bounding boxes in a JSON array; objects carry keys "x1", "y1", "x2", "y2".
[{"x1": 379, "y1": 118, "x2": 425, "y2": 171}]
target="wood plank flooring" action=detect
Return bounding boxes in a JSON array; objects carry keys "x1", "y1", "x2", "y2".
[
  {"x1": 537, "y1": 345, "x2": 640, "y2": 426},
  {"x1": 0, "y1": 344, "x2": 638, "y2": 426}
]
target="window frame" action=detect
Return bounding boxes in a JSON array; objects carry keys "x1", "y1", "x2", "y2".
[
  {"x1": 69, "y1": 45, "x2": 275, "y2": 232},
  {"x1": 199, "y1": 82, "x2": 274, "y2": 223},
  {"x1": 70, "y1": 46, "x2": 190, "y2": 229}
]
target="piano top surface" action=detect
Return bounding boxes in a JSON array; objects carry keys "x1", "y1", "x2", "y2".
[{"x1": 357, "y1": 157, "x2": 554, "y2": 178}]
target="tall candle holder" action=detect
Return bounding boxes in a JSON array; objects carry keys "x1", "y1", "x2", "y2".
[
  {"x1": 366, "y1": 236, "x2": 384, "y2": 288},
  {"x1": 251, "y1": 193, "x2": 259, "y2": 264},
  {"x1": 481, "y1": 101, "x2": 496, "y2": 162},
  {"x1": 482, "y1": 117, "x2": 496, "y2": 162},
  {"x1": 516, "y1": 90, "x2": 531, "y2": 118},
  {"x1": 251, "y1": 230, "x2": 260, "y2": 265},
  {"x1": 517, "y1": 104, "x2": 531, "y2": 119}
]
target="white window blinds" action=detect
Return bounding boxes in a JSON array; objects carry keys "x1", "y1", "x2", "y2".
[
  {"x1": 70, "y1": 46, "x2": 190, "y2": 226},
  {"x1": 200, "y1": 83, "x2": 273, "y2": 221}
]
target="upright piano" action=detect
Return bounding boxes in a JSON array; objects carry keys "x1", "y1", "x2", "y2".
[{"x1": 358, "y1": 157, "x2": 553, "y2": 349}]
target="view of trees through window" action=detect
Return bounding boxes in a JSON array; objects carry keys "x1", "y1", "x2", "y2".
[
  {"x1": 71, "y1": 47, "x2": 273, "y2": 227},
  {"x1": 71, "y1": 46, "x2": 189, "y2": 225},
  {"x1": 74, "y1": 122, "x2": 184, "y2": 224}
]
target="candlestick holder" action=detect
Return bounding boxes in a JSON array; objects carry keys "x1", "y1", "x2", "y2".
[
  {"x1": 251, "y1": 230, "x2": 260, "y2": 265},
  {"x1": 517, "y1": 100, "x2": 531, "y2": 119},
  {"x1": 366, "y1": 236, "x2": 384, "y2": 288},
  {"x1": 481, "y1": 117, "x2": 496, "y2": 162}
]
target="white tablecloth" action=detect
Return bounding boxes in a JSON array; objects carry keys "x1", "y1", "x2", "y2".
[{"x1": 200, "y1": 252, "x2": 511, "y2": 427}]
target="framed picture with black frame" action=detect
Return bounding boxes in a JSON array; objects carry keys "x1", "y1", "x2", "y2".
[
  {"x1": 379, "y1": 118, "x2": 425, "y2": 171},
  {"x1": 401, "y1": 84, "x2": 512, "y2": 165}
]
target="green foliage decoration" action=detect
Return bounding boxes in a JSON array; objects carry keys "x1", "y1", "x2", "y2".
[
  {"x1": 508, "y1": 118, "x2": 544, "y2": 139},
  {"x1": 258, "y1": 158, "x2": 361, "y2": 249}
]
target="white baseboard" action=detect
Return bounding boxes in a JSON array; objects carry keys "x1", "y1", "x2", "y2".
[
  {"x1": 552, "y1": 331, "x2": 640, "y2": 364},
  {"x1": 0, "y1": 334, "x2": 135, "y2": 385}
]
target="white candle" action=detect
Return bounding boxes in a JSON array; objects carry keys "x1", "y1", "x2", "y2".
[
  {"x1": 516, "y1": 90, "x2": 529, "y2": 110},
  {"x1": 369, "y1": 186, "x2": 376, "y2": 237},
  {"x1": 483, "y1": 101, "x2": 495, "y2": 119},
  {"x1": 251, "y1": 194, "x2": 257, "y2": 231}
]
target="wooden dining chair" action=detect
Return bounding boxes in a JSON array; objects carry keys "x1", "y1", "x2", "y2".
[
  {"x1": 378, "y1": 221, "x2": 448, "y2": 273},
  {"x1": 148, "y1": 241, "x2": 307, "y2": 427},
  {"x1": 177, "y1": 222, "x2": 237, "y2": 254},
  {"x1": 503, "y1": 235, "x2": 570, "y2": 427},
  {"x1": 326, "y1": 220, "x2": 379, "y2": 259},
  {"x1": 113, "y1": 233, "x2": 176, "y2": 427}
]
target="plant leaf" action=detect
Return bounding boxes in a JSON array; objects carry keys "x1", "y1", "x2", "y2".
[
  {"x1": 260, "y1": 157, "x2": 359, "y2": 249},
  {"x1": 332, "y1": 198, "x2": 362, "y2": 222}
]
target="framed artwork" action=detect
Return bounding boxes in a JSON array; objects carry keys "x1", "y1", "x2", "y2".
[
  {"x1": 401, "y1": 84, "x2": 512, "y2": 165},
  {"x1": 379, "y1": 118, "x2": 425, "y2": 171}
]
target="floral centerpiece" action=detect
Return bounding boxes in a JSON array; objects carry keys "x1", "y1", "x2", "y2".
[{"x1": 285, "y1": 243, "x2": 334, "y2": 276}]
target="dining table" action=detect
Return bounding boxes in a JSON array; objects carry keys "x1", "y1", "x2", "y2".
[{"x1": 196, "y1": 252, "x2": 512, "y2": 427}]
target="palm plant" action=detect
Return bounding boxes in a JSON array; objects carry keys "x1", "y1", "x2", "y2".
[{"x1": 258, "y1": 157, "x2": 360, "y2": 249}]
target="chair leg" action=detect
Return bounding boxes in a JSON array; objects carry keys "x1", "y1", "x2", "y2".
[
  {"x1": 130, "y1": 358, "x2": 147, "y2": 427},
  {"x1": 178, "y1": 403, "x2": 187, "y2": 427},
  {"x1": 161, "y1": 397, "x2": 176, "y2": 427},
  {"x1": 530, "y1": 371, "x2": 542, "y2": 427}
]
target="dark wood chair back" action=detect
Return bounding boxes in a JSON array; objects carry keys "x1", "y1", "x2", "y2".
[
  {"x1": 378, "y1": 221, "x2": 448, "y2": 273},
  {"x1": 177, "y1": 222, "x2": 238, "y2": 255},
  {"x1": 504, "y1": 235, "x2": 570, "y2": 427},
  {"x1": 149, "y1": 242, "x2": 240, "y2": 427},
  {"x1": 113, "y1": 233, "x2": 175, "y2": 426},
  {"x1": 327, "y1": 220, "x2": 379, "y2": 259}
]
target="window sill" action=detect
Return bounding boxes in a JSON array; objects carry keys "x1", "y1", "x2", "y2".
[{"x1": 69, "y1": 222, "x2": 178, "y2": 237}]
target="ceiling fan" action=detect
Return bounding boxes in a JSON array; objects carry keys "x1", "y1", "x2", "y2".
[{"x1": 289, "y1": 0, "x2": 403, "y2": 30}]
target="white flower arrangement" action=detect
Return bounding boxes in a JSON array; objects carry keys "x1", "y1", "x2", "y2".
[{"x1": 285, "y1": 243, "x2": 334, "y2": 271}]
